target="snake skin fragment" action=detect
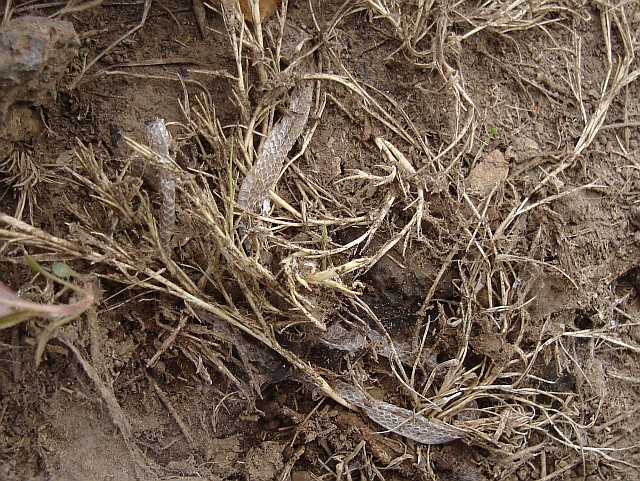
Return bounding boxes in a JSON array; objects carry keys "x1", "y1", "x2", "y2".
[
  {"x1": 237, "y1": 79, "x2": 313, "y2": 212},
  {"x1": 158, "y1": 176, "x2": 176, "y2": 247},
  {"x1": 361, "y1": 325, "x2": 417, "y2": 366},
  {"x1": 320, "y1": 323, "x2": 417, "y2": 366},
  {"x1": 320, "y1": 323, "x2": 368, "y2": 351},
  {"x1": 334, "y1": 380, "x2": 465, "y2": 445},
  {"x1": 147, "y1": 119, "x2": 171, "y2": 161},
  {"x1": 146, "y1": 119, "x2": 175, "y2": 247}
]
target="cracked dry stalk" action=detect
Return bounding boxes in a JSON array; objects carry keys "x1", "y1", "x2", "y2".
[{"x1": 146, "y1": 119, "x2": 176, "y2": 249}]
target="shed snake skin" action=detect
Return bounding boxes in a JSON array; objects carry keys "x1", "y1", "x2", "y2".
[
  {"x1": 237, "y1": 56, "x2": 313, "y2": 213},
  {"x1": 333, "y1": 380, "x2": 465, "y2": 445},
  {"x1": 235, "y1": 47, "x2": 464, "y2": 445},
  {"x1": 146, "y1": 118, "x2": 176, "y2": 248},
  {"x1": 321, "y1": 325, "x2": 465, "y2": 445}
]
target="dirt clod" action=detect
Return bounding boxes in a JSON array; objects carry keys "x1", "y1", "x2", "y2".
[
  {"x1": 465, "y1": 149, "x2": 509, "y2": 197},
  {"x1": 0, "y1": 16, "x2": 79, "y2": 119}
]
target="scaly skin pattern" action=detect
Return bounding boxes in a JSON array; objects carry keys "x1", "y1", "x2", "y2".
[
  {"x1": 237, "y1": 58, "x2": 463, "y2": 446},
  {"x1": 334, "y1": 380, "x2": 465, "y2": 445},
  {"x1": 237, "y1": 74, "x2": 313, "y2": 212},
  {"x1": 146, "y1": 119, "x2": 176, "y2": 247},
  {"x1": 320, "y1": 323, "x2": 418, "y2": 366}
]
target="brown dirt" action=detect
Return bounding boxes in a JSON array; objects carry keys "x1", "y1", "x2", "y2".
[{"x1": 1, "y1": 1, "x2": 639, "y2": 480}]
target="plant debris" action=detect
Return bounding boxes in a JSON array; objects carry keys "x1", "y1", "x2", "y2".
[{"x1": 1, "y1": 1, "x2": 639, "y2": 480}]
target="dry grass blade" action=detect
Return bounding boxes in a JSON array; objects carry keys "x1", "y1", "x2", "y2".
[
  {"x1": 0, "y1": 149, "x2": 42, "y2": 221},
  {"x1": 69, "y1": 0, "x2": 152, "y2": 89},
  {"x1": 69, "y1": 141, "x2": 140, "y2": 224},
  {"x1": 457, "y1": 0, "x2": 590, "y2": 40},
  {"x1": 362, "y1": 0, "x2": 436, "y2": 58},
  {"x1": 1, "y1": 205, "x2": 353, "y2": 409},
  {"x1": 573, "y1": 4, "x2": 639, "y2": 157}
]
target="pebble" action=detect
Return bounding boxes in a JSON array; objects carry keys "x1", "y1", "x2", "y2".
[
  {"x1": 291, "y1": 471, "x2": 313, "y2": 481},
  {"x1": 0, "y1": 16, "x2": 79, "y2": 119}
]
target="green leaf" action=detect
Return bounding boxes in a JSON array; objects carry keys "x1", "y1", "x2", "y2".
[
  {"x1": 52, "y1": 262, "x2": 74, "y2": 278},
  {"x1": 0, "y1": 311, "x2": 37, "y2": 330}
]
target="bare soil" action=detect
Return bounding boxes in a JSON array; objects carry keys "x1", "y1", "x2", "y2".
[{"x1": 1, "y1": 1, "x2": 639, "y2": 481}]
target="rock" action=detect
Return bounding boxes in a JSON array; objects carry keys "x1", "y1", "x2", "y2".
[
  {"x1": 291, "y1": 471, "x2": 313, "y2": 481},
  {"x1": 0, "y1": 16, "x2": 79, "y2": 120}
]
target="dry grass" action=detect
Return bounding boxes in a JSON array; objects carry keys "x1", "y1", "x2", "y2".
[
  {"x1": 1, "y1": 0, "x2": 639, "y2": 479},
  {"x1": 0, "y1": 149, "x2": 48, "y2": 221}
]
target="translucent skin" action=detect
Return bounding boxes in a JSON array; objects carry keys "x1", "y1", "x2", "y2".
[
  {"x1": 237, "y1": 75, "x2": 313, "y2": 213},
  {"x1": 146, "y1": 119, "x2": 175, "y2": 247},
  {"x1": 334, "y1": 380, "x2": 465, "y2": 445}
]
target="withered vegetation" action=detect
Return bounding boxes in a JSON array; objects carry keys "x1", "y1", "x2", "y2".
[{"x1": 1, "y1": 1, "x2": 639, "y2": 480}]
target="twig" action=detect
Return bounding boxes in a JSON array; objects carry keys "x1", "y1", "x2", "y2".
[{"x1": 150, "y1": 376, "x2": 195, "y2": 447}]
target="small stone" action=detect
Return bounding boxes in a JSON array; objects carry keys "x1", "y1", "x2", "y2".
[
  {"x1": 465, "y1": 149, "x2": 509, "y2": 197},
  {"x1": 291, "y1": 471, "x2": 313, "y2": 481},
  {"x1": 0, "y1": 16, "x2": 79, "y2": 119}
]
